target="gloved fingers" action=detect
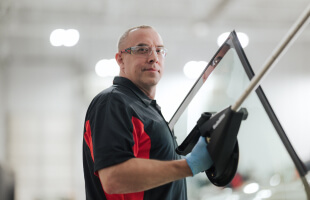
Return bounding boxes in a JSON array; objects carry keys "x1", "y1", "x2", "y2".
[{"x1": 185, "y1": 136, "x2": 213, "y2": 176}]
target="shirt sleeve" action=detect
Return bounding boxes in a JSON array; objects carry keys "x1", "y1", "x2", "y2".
[{"x1": 90, "y1": 92, "x2": 136, "y2": 173}]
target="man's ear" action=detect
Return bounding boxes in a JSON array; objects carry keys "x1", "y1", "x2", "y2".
[
  {"x1": 115, "y1": 53, "x2": 125, "y2": 70},
  {"x1": 115, "y1": 53, "x2": 123, "y2": 64}
]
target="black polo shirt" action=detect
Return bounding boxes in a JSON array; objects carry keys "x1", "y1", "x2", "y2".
[{"x1": 83, "y1": 76, "x2": 187, "y2": 200}]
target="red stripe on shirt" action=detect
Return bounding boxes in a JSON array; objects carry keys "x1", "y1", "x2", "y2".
[
  {"x1": 131, "y1": 116, "x2": 151, "y2": 159},
  {"x1": 85, "y1": 117, "x2": 150, "y2": 200},
  {"x1": 84, "y1": 120, "x2": 99, "y2": 177},
  {"x1": 104, "y1": 117, "x2": 149, "y2": 200},
  {"x1": 104, "y1": 192, "x2": 144, "y2": 200},
  {"x1": 84, "y1": 120, "x2": 94, "y2": 161}
]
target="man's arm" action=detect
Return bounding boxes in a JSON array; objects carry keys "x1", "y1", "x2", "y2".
[
  {"x1": 99, "y1": 158, "x2": 192, "y2": 194},
  {"x1": 99, "y1": 136, "x2": 213, "y2": 194}
]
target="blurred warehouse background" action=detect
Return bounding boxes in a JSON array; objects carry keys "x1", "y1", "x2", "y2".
[{"x1": 0, "y1": 0, "x2": 309, "y2": 199}]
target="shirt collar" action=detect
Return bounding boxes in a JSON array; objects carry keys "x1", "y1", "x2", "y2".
[{"x1": 113, "y1": 76, "x2": 157, "y2": 108}]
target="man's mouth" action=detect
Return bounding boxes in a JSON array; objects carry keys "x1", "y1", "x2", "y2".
[{"x1": 143, "y1": 68, "x2": 158, "y2": 72}]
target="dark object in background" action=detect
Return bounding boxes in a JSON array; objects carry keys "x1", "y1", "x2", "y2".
[{"x1": 0, "y1": 164, "x2": 15, "y2": 200}]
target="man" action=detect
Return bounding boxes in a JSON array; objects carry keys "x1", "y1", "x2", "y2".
[{"x1": 83, "y1": 25, "x2": 213, "y2": 200}]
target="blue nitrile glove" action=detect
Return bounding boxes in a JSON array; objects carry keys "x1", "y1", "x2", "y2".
[{"x1": 185, "y1": 136, "x2": 213, "y2": 176}]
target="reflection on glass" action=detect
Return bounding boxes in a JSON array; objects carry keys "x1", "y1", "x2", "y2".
[
  {"x1": 174, "y1": 48, "x2": 307, "y2": 200},
  {"x1": 202, "y1": 44, "x2": 230, "y2": 84}
]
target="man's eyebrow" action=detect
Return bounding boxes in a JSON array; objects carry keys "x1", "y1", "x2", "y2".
[
  {"x1": 136, "y1": 43, "x2": 148, "y2": 46},
  {"x1": 136, "y1": 43, "x2": 165, "y2": 47}
]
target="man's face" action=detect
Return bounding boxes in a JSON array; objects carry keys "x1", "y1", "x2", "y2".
[{"x1": 116, "y1": 28, "x2": 165, "y2": 93}]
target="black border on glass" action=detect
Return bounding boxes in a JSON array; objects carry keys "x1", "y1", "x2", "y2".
[
  {"x1": 169, "y1": 30, "x2": 308, "y2": 179},
  {"x1": 229, "y1": 31, "x2": 308, "y2": 177}
]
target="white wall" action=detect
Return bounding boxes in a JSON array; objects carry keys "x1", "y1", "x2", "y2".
[{"x1": 4, "y1": 61, "x2": 86, "y2": 200}]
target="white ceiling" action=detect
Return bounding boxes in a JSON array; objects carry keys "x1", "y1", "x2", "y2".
[{"x1": 1, "y1": 0, "x2": 309, "y2": 76}]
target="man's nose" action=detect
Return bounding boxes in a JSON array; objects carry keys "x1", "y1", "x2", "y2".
[{"x1": 148, "y1": 49, "x2": 159, "y2": 63}]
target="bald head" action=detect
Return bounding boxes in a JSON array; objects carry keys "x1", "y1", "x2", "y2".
[{"x1": 117, "y1": 25, "x2": 157, "y2": 51}]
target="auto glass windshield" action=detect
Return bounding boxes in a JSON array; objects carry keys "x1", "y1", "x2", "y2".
[{"x1": 172, "y1": 33, "x2": 309, "y2": 200}]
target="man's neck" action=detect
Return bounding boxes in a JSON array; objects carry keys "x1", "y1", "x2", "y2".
[{"x1": 138, "y1": 86, "x2": 156, "y2": 100}]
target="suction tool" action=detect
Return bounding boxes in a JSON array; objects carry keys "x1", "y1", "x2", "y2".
[{"x1": 176, "y1": 106, "x2": 247, "y2": 186}]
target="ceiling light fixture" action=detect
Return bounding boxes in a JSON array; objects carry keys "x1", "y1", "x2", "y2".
[
  {"x1": 183, "y1": 61, "x2": 208, "y2": 79},
  {"x1": 95, "y1": 59, "x2": 119, "y2": 77},
  {"x1": 50, "y1": 29, "x2": 80, "y2": 47},
  {"x1": 243, "y1": 182, "x2": 259, "y2": 194}
]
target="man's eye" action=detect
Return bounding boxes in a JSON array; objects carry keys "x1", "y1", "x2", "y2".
[
  {"x1": 136, "y1": 47, "x2": 149, "y2": 54},
  {"x1": 156, "y1": 48, "x2": 164, "y2": 53}
]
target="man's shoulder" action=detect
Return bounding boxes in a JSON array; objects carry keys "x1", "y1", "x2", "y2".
[
  {"x1": 89, "y1": 84, "x2": 136, "y2": 109},
  {"x1": 95, "y1": 84, "x2": 134, "y2": 101}
]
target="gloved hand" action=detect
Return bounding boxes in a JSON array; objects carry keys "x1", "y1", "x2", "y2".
[{"x1": 185, "y1": 136, "x2": 213, "y2": 176}]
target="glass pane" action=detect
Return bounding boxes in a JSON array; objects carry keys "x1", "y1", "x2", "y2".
[{"x1": 174, "y1": 48, "x2": 308, "y2": 199}]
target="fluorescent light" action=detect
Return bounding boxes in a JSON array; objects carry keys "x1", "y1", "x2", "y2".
[
  {"x1": 50, "y1": 29, "x2": 80, "y2": 47},
  {"x1": 237, "y1": 32, "x2": 249, "y2": 48},
  {"x1": 95, "y1": 59, "x2": 119, "y2": 77},
  {"x1": 50, "y1": 29, "x2": 65, "y2": 47},
  {"x1": 243, "y1": 182, "x2": 259, "y2": 194},
  {"x1": 63, "y1": 29, "x2": 80, "y2": 47},
  {"x1": 256, "y1": 189, "x2": 272, "y2": 199},
  {"x1": 183, "y1": 61, "x2": 207, "y2": 79}
]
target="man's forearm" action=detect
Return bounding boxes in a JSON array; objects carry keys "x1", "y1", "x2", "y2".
[{"x1": 99, "y1": 158, "x2": 192, "y2": 194}]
